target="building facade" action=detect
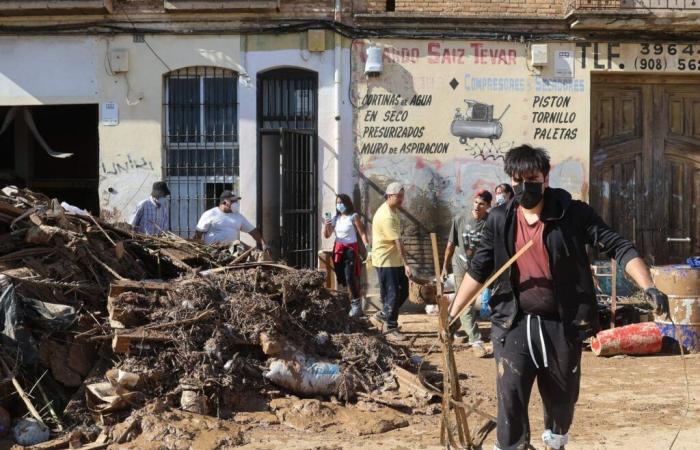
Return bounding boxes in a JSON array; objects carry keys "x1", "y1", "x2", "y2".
[
  {"x1": 352, "y1": 1, "x2": 700, "y2": 270},
  {"x1": 0, "y1": 0, "x2": 698, "y2": 273},
  {"x1": 0, "y1": 0, "x2": 359, "y2": 268}
]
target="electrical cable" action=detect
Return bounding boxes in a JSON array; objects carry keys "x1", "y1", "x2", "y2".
[
  {"x1": 116, "y1": 2, "x2": 171, "y2": 72},
  {"x1": 667, "y1": 314, "x2": 691, "y2": 450},
  {"x1": 0, "y1": 19, "x2": 589, "y2": 42},
  {"x1": 347, "y1": 39, "x2": 363, "y2": 109}
]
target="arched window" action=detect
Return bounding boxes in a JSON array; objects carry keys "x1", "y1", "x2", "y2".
[{"x1": 164, "y1": 66, "x2": 238, "y2": 237}]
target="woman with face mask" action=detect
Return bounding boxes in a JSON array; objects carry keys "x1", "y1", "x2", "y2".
[
  {"x1": 323, "y1": 194, "x2": 370, "y2": 317},
  {"x1": 494, "y1": 183, "x2": 515, "y2": 207}
]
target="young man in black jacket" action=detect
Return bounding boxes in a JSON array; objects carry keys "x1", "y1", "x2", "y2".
[{"x1": 447, "y1": 145, "x2": 670, "y2": 450}]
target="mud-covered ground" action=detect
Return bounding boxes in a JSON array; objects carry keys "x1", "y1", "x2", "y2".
[
  {"x1": 2, "y1": 314, "x2": 698, "y2": 450},
  {"x1": 238, "y1": 314, "x2": 700, "y2": 450}
]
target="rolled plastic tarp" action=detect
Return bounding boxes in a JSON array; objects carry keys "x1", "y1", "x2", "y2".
[
  {"x1": 590, "y1": 322, "x2": 663, "y2": 357},
  {"x1": 265, "y1": 357, "x2": 343, "y2": 396}
]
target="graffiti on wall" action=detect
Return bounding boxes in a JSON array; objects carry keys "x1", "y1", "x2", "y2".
[{"x1": 99, "y1": 153, "x2": 158, "y2": 221}]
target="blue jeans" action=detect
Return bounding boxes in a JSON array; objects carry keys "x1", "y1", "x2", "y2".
[{"x1": 376, "y1": 266, "x2": 408, "y2": 329}]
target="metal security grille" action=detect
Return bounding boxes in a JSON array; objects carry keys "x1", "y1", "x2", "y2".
[
  {"x1": 260, "y1": 71, "x2": 316, "y2": 130},
  {"x1": 281, "y1": 129, "x2": 317, "y2": 268},
  {"x1": 164, "y1": 67, "x2": 238, "y2": 237},
  {"x1": 258, "y1": 69, "x2": 318, "y2": 268}
]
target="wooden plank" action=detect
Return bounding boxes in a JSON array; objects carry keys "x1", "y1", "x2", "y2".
[
  {"x1": 111, "y1": 331, "x2": 172, "y2": 354},
  {"x1": 157, "y1": 248, "x2": 195, "y2": 271},
  {"x1": 109, "y1": 279, "x2": 172, "y2": 294},
  {"x1": 0, "y1": 202, "x2": 23, "y2": 218},
  {"x1": 24, "y1": 435, "x2": 72, "y2": 450},
  {"x1": 74, "y1": 444, "x2": 109, "y2": 450},
  {"x1": 393, "y1": 365, "x2": 437, "y2": 400}
]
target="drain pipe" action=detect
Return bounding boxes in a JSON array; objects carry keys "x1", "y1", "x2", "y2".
[{"x1": 334, "y1": 0, "x2": 342, "y2": 195}]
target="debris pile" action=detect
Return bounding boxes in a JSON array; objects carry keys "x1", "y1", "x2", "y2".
[{"x1": 0, "y1": 187, "x2": 417, "y2": 448}]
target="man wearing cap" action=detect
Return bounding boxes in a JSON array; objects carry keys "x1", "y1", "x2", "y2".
[
  {"x1": 369, "y1": 182, "x2": 413, "y2": 342},
  {"x1": 129, "y1": 181, "x2": 170, "y2": 235},
  {"x1": 441, "y1": 189, "x2": 492, "y2": 357},
  {"x1": 194, "y1": 190, "x2": 269, "y2": 250}
]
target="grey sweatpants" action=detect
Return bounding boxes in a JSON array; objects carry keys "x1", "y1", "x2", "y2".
[{"x1": 454, "y1": 267, "x2": 482, "y2": 343}]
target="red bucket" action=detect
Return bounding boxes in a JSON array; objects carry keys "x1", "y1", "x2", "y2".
[{"x1": 590, "y1": 322, "x2": 663, "y2": 357}]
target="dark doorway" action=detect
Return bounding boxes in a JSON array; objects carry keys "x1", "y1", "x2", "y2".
[
  {"x1": 590, "y1": 75, "x2": 700, "y2": 264},
  {"x1": 0, "y1": 104, "x2": 99, "y2": 213},
  {"x1": 257, "y1": 69, "x2": 318, "y2": 268}
]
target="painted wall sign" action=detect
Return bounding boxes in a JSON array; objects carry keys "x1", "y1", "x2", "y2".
[
  {"x1": 350, "y1": 40, "x2": 595, "y2": 277},
  {"x1": 352, "y1": 40, "x2": 589, "y2": 223},
  {"x1": 577, "y1": 42, "x2": 700, "y2": 72}
]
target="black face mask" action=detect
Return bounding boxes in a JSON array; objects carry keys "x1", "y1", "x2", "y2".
[{"x1": 514, "y1": 182, "x2": 544, "y2": 209}]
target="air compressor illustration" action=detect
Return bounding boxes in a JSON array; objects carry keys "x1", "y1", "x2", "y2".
[{"x1": 451, "y1": 100, "x2": 511, "y2": 144}]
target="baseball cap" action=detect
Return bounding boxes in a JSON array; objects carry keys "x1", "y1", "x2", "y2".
[
  {"x1": 219, "y1": 190, "x2": 242, "y2": 202},
  {"x1": 151, "y1": 181, "x2": 170, "y2": 197},
  {"x1": 385, "y1": 182, "x2": 404, "y2": 196},
  {"x1": 475, "y1": 189, "x2": 493, "y2": 204}
]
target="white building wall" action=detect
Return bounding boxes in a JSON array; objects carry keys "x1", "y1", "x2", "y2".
[
  {"x1": 0, "y1": 34, "x2": 243, "y2": 221},
  {"x1": 242, "y1": 44, "x2": 352, "y2": 250},
  {"x1": 0, "y1": 33, "x2": 352, "y2": 255}
]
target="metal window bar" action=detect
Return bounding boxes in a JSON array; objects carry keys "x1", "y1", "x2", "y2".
[
  {"x1": 281, "y1": 130, "x2": 317, "y2": 268},
  {"x1": 163, "y1": 66, "x2": 239, "y2": 238}
]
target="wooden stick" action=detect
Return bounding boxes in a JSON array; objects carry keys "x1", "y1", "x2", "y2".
[
  {"x1": 0, "y1": 356, "x2": 46, "y2": 426},
  {"x1": 431, "y1": 233, "x2": 471, "y2": 448},
  {"x1": 86, "y1": 250, "x2": 125, "y2": 280},
  {"x1": 200, "y1": 262, "x2": 295, "y2": 276},
  {"x1": 449, "y1": 239, "x2": 534, "y2": 327},
  {"x1": 611, "y1": 258, "x2": 617, "y2": 329},
  {"x1": 430, "y1": 233, "x2": 444, "y2": 299},
  {"x1": 231, "y1": 246, "x2": 255, "y2": 265},
  {"x1": 38, "y1": 382, "x2": 64, "y2": 432},
  {"x1": 145, "y1": 309, "x2": 214, "y2": 330},
  {"x1": 88, "y1": 214, "x2": 117, "y2": 247}
]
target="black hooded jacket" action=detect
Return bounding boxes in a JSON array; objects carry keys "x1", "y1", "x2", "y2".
[{"x1": 467, "y1": 187, "x2": 640, "y2": 338}]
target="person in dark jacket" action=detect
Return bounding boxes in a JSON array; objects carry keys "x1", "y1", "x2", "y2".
[{"x1": 447, "y1": 145, "x2": 670, "y2": 450}]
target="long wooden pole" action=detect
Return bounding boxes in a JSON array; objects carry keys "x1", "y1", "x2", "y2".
[
  {"x1": 448, "y1": 239, "x2": 534, "y2": 328},
  {"x1": 610, "y1": 259, "x2": 617, "y2": 329},
  {"x1": 430, "y1": 233, "x2": 471, "y2": 448},
  {"x1": 0, "y1": 356, "x2": 45, "y2": 426}
]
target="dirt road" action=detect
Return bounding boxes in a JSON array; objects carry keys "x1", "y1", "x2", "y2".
[
  {"x1": 2, "y1": 314, "x2": 697, "y2": 450},
  {"x1": 240, "y1": 314, "x2": 700, "y2": 450}
]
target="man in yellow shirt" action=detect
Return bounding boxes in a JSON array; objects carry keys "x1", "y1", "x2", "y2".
[{"x1": 370, "y1": 182, "x2": 413, "y2": 342}]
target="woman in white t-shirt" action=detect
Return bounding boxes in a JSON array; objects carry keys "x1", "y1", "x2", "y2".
[{"x1": 323, "y1": 194, "x2": 370, "y2": 318}]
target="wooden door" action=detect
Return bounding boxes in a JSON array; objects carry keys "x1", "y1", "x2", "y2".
[
  {"x1": 591, "y1": 77, "x2": 700, "y2": 264},
  {"x1": 656, "y1": 85, "x2": 700, "y2": 262},
  {"x1": 590, "y1": 85, "x2": 646, "y2": 257}
]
